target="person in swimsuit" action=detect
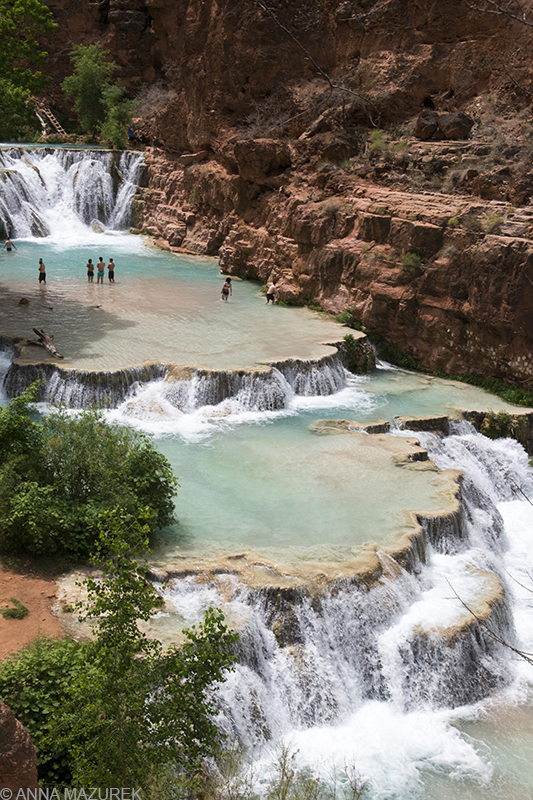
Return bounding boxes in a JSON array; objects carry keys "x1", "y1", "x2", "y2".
[
  {"x1": 107, "y1": 258, "x2": 115, "y2": 283},
  {"x1": 87, "y1": 259, "x2": 94, "y2": 282},
  {"x1": 2, "y1": 238, "x2": 16, "y2": 252},
  {"x1": 221, "y1": 277, "x2": 232, "y2": 301},
  {"x1": 96, "y1": 257, "x2": 105, "y2": 284},
  {"x1": 38, "y1": 258, "x2": 46, "y2": 283}
]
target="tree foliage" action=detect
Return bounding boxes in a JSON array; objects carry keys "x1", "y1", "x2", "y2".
[
  {"x1": 62, "y1": 44, "x2": 135, "y2": 146},
  {"x1": 0, "y1": 517, "x2": 238, "y2": 788},
  {"x1": 60, "y1": 515, "x2": 237, "y2": 788},
  {"x1": 0, "y1": 0, "x2": 57, "y2": 141},
  {"x1": 0, "y1": 386, "x2": 178, "y2": 557},
  {"x1": 0, "y1": 636, "x2": 88, "y2": 785}
]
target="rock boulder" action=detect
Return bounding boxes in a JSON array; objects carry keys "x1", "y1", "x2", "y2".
[{"x1": 0, "y1": 701, "x2": 38, "y2": 790}]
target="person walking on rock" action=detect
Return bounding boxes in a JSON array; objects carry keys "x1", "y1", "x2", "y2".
[
  {"x1": 96, "y1": 257, "x2": 105, "y2": 284},
  {"x1": 38, "y1": 258, "x2": 46, "y2": 284},
  {"x1": 107, "y1": 258, "x2": 115, "y2": 283}
]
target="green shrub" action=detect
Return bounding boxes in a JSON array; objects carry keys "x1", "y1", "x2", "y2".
[
  {"x1": 369, "y1": 129, "x2": 388, "y2": 152},
  {"x1": 461, "y1": 214, "x2": 483, "y2": 232},
  {"x1": 335, "y1": 307, "x2": 363, "y2": 330},
  {"x1": 0, "y1": 636, "x2": 87, "y2": 785},
  {"x1": 480, "y1": 411, "x2": 529, "y2": 446},
  {"x1": 0, "y1": 386, "x2": 178, "y2": 558},
  {"x1": 484, "y1": 213, "x2": 503, "y2": 233},
  {"x1": 1, "y1": 598, "x2": 29, "y2": 620},
  {"x1": 401, "y1": 252, "x2": 422, "y2": 272}
]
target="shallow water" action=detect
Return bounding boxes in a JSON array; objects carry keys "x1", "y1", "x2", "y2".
[{"x1": 0, "y1": 238, "x2": 343, "y2": 370}]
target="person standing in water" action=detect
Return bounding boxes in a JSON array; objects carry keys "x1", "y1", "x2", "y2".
[
  {"x1": 266, "y1": 279, "x2": 277, "y2": 304},
  {"x1": 96, "y1": 257, "x2": 105, "y2": 284},
  {"x1": 107, "y1": 258, "x2": 115, "y2": 283},
  {"x1": 38, "y1": 258, "x2": 46, "y2": 283},
  {"x1": 86, "y1": 258, "x2": 94, "y2": 282},
  {"x1": 2, "y1": 237, "x2": 17, "y2": 252},
  {"x1": 221, "y1": 277, "x2": 232, "y2": 301}
]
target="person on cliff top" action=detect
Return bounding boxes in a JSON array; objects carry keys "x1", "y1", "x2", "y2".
[
  {"x1": 96, "y1": 257, "x2": 105, "y2": 284},
  {"x1": 107, "y1": 258, "x2": 115, "y2": 283},
  {"x1": 266, "y1": 279, "x2": 277, "y2": 304},
  {"x1": 38, "y1": 258, "x2": 46, "y2": 284},
  {"x1": 221, "y1": 277, "x2": 232, "y2": 301},
  {"x1": 86, "y1": 258, "x2": 94, "y2": 283},
  {"x1": 2, "y1": 237, "x2": 17, "y2": 252}
]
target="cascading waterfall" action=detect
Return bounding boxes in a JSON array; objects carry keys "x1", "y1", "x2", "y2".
[
  {"x1": 156, "y1": 422, "x2": 533, "y2": 793},
  {"x1": 0, "y1": 147, "x2": 144, "y2": 238},
  {"x1": 2, "y1": 352, "x2": 347, "y2": 411}
]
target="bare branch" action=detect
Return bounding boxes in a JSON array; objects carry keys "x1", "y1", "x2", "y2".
[
  {"x1": 461, "y1": 0, "x2": 533, "y2": 27},
  {"x1": 338, "y1": 0, "x2": 398, "y2": 24},
  {"x1": 251, "y1": 0, "x2": 379, "y2": 122},
  {"x1": 446, "y1": 578, "x2": 533, "y2": 665}
]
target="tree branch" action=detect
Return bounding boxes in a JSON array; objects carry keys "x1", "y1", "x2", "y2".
[
  {"x1": 251, "y1": 0, "x2": 379, "y2": 123},
  {"x1": 461, "y1": 0, "x2": 533, "y2": 27}
]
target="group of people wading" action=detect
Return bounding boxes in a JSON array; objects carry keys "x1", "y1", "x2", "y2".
[
  {"x1": 86, "y1": 257, "x2": 116, "y2": 283},
  {"x1": 2, "y1": 239, "x2": 116, "y2": 286}
]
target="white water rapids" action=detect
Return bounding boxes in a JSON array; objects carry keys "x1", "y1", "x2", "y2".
[{"x1": 0, "y1": 146, "x2": 143, "y2": 239}]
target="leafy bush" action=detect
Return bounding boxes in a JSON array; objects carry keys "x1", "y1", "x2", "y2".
[
  {"x1": 0, "y1": 386, "x2": 178, "y2": 557},
  {"x1": 0, "y1": 636, "x2": 87, "y2": 785},
  {"x1": 401, "y1": 252, "x2": 422, "y2": 272},
  {"x1": 1, "y1": 598, "x2": 29, "y2": 620},
  {"x1": 59, "y1": 516, "x2": 238, "y2": 789},
  {"x1": 0, "y1": 517, "x2": 238, "y2": 789},
  {"x1": 62, "y1": 44, "x2": 134, "y2": 146},
  {"x1": 480, "y1": 411, "x2": 529, "y2": 445}
]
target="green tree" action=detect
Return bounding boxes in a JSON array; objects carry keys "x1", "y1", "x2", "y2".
[
  {"x1": 62, "y1": 44, "x2": 134, "y2": 146},
  {"x1": 0, "y1": 636, "x2": 88, "y2": 785},
  {"x1": 0, "y1": 386, "x2": 178, "y2": 557},
  {"x1": 62, "y1": 515, "x2": 238, "y2": 788},
  {"x1": 0, "y1": 0, "x2": 57, "y2": 141}
]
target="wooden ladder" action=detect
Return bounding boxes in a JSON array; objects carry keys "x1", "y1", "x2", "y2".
[{"x1": 30, "y1": 97, "x2": 68, "y2": 137}]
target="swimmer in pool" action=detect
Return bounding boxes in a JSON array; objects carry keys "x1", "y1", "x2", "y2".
[
  {"x1": 221, "y1": 277, "x2": 232, "y2": 301},
  {"x1": 2, "y1": 238, "x2": 17, "y2": 252},
  {"x1": 96, "y1": 257, "x2": 105, "y2": 284}
]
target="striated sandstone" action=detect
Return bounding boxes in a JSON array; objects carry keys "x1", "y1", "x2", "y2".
[{"x1": 140, "y1": 145, "x2": 533, "y2": 388}]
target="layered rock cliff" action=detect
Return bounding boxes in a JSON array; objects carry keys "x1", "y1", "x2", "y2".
[{"x1": 41, "y1": 0, "x2": 533, "y2": 386}]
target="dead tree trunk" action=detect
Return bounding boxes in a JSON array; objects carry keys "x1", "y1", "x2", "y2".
[{"x1": 26, "y1": 328, "x2": 64, "y2": 359}]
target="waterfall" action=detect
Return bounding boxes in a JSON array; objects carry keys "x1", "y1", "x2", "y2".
[
  {"x1": 155, "y1": 423, "x2": 533, "y2": 792},
  {"x1": 0, "y1": 147, "x2": 144, "y2": 238},
  {"x1": 3, "y1": 352, "x2": 347, "y2": 412}
]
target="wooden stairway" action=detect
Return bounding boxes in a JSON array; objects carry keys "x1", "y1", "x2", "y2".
[{"x1": 29, "y1": 97, "x2": 68, "y2": 137}]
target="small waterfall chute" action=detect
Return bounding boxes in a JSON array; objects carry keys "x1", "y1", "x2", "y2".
[{"x1": 0, "y1": 147, "x2": 144, "y2": 238}]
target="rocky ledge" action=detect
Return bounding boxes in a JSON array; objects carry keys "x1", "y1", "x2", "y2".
[{"x1": 136, "y1": 132, "x2": 533, "y2": 391}]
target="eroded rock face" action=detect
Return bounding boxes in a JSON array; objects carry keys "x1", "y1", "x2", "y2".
[
  {"x1": 141, "y1": 147, "x2": 533, "y2": 388},
  {"x1": 0, "y1": 701, "x2": 38, "y2": 790}
]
